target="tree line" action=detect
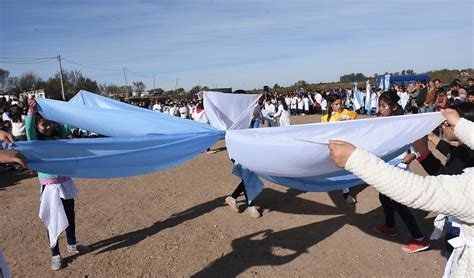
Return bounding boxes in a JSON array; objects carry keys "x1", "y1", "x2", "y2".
[{"x1": 0, "y1": 67, "x2": 472, "y2": 100}]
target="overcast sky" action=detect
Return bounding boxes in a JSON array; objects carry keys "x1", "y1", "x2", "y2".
[{"x1": 1, "y1": 0, "x2": 473, "y2": 90}]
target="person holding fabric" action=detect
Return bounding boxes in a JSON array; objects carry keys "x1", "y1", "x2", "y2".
[
  {"x1": 225, "y1": 160, "x2": 261, "y2": 218},
  {"x1": 372, "y1": 91, "x2": 429, "y2": 253},
  {"x1": 321, "y1": 94, "x2": 357, "y2": 204},
  {"x1": 409, "y1": 102, "x2": 474, "y2": 258},
  {"x1": 26, "y1": 98, "x2": 87, "y2": 271},
  {"x1": 249, "y1": 99, "x2": 264, "y2": 128},
  {"x1": 272, "y1": 97, "x2": 291, "y2": 127},
  {"x1": 328, "y1": 108, "x2": 474, "y2": 277},
  {"x1": 0, "y1": 130, "x2": 27, "y2": 167}
]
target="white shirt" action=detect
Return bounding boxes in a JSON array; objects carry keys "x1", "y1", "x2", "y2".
[
  {"x1": 179, "y1": 106, "x2": 188, "y2": 118},
  {"x1": 193, "y1": 110, "x2": 209, "y2": 124},
  {"x1": 152, "y1": 104, "x2": 161, "y2": 111},
  {"x1": 303, "y1": 97, "x2": 310, "y2": 110},
  {"x1": 315, "y1": 93, "x2": 323, "y2": 104},
  {"x1": 297, "y1": 98, "x2": 304, "y2": 110},
  {"x1": 273, "y1": 104, "x2": 291, "y2": 126},
  {"x1": 2, "y1": 112, "x2": 10, "y2": 122},
  {"x1": 290, "y1": 97, "x2": 298, "y2": 109},
  {"x1": 266, "y1": 103, "x2": 276, "y2": 114},
  {"x1": 321, "y1": 99, "x2": 328, "y2": 110},
  {"x1": 11, "y1": 121, "x2": 25, "y2": 137}
]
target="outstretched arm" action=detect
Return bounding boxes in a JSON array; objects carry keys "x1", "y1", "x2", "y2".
[{"x1": 329, "y1": 140, "x2": 474, "y2": 224}]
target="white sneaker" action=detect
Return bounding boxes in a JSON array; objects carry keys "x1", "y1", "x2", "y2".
[
  {"x1": 225, "y1": 196, "x2": 239, "y2": 212},
  {"x1": 343, "y1": 193, "x2": 357, "y2": 204},
  {"x1": 51, "y1": 255, "x2": 62, "y2": 271},
  {"x1": 67, "y1": 244, "x2": 89, "y2": 254},
  {"x1": 248, "y1": 206, "x2": 261, "y2": 218}
]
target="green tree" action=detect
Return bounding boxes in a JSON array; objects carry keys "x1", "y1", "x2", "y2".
[
  {"x1": 19, "y1": 72, "x2": 43, "y2": 92},
  {"x1": 132, "y1": 81, "x2": 146, "y2": 93},
  {"x1": 0, "y1": 68, "x2": 10, "y2": 93}
]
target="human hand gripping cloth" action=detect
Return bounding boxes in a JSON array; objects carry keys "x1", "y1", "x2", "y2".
[
  {"x1": 203, "y1": 91, "x2": 260, "y2": 130},
  {"x1": 226, "y1": 113, "x2": 444, "y2": 203}
]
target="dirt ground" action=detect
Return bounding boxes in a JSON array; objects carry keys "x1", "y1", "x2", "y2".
[{"x1": 0, "y1": 115, "x2": 446, "y2": 277}]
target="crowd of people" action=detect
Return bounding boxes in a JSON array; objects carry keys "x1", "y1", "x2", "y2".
[{"x1": 0, "y1": 77, "x2": 473, "y2": 276}]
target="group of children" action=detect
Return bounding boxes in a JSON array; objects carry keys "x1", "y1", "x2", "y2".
[{"x1": 1, "y1": 89, "x2": 473, "y2": 275}]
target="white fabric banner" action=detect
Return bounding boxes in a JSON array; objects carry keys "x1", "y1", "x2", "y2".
[
  {"x1": 203, "y1": 91, "x2": 260, "y2": 130},
  {"x1": 226, "y1": 112, "x2": 444, "y2": 177}
]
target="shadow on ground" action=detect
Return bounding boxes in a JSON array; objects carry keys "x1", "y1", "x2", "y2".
[
  {"x1": 192, "y1": 186, "x2": 438, "y2": 277},
  {"x1": 0, "y1": 168, "x2": 35, "y2": 191}
]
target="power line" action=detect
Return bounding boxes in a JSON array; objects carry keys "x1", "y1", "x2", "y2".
[
  {"x1": 0, "y1": 57, "x2": 57, "y2": 64},
  {"x1": 0, "y1": 56, "x2": 57, "y2": 60},
  {"x1": 125, "y1": 68, "x2": 152, "y2": 78},
  {"x1": 62, "y1": 58, "x2": 122, "y2": 72}
]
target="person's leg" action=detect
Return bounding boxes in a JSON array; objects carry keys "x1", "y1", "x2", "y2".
[
  {"x1": 392, "y1": 201, "x2": 423, "y2": 239},
  {"x1": 226, "y1": 181, "x2": 243, "y2": 212},
  {"x1": 50, "y1": 236, "x2": 60, "y2": 256},
  {"x1": 379, "y1": 193, "x2": 395, "y2": 227},
  {"x1": 241, "y1": 183, "x2": 260, "y2": 218},
  {"x1": 241, "y1": 183, "x2": 254, "y2": 207},
  {"x1": 392, "y1": 201, "x2": 430, "y2": 253},
  {"x1": 62, "y1": 198, "x2": 76, "y2": 246},
  {"x1": 231, "y1": 181, "x2": 244, "y2": 199},
  {"x1": 342, "y1": 188, "x2": 356, "y2": 204}
]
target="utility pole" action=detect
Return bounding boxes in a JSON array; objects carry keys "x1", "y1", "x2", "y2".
[
  {"x1": 123, "y1": 67, "x2": 128, "y2": 87},
  {"x1": 123, "y1": 67, "x2": 129, "y2": 98},
  {"x1": 57, "y1": 55, "x2": 66, "y2": 100},
  {"x1": 153, "y1": 74, "x2": 156, "y2": 93},
  {"x1": 175, "y1": 78, "x2": 179, "y2": 91}
]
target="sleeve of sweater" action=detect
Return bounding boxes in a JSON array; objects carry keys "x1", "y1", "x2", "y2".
[
  {"x1": 25, "y1": 111, "x2": 38, "y2": 141},
  {"x1": 454, "y1": 118, "x2": 474, "y2": 150},
  {"x1": 345, "y1": 148, "x2": 474, "y2": 224}
]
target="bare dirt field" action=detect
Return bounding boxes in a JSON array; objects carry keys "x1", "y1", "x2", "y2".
[{"x1": 0, "y1": 115, "x2": 446, "y2": 277}]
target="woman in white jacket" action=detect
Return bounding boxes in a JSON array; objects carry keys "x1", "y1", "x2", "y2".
[
  {"x1": 328, "y1": 109, "x2": 473, "y2": 277},
  {"x1": 273, "y1": 97, "x2": 291, "y2": 127}
]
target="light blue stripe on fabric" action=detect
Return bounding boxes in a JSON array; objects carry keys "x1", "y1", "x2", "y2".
[
  {"x1": 14, "y1": 131, "x2": 223, "y2": 178},
  {"x1": 36, "y1": 97, "x2": 218, "y2": 137}
]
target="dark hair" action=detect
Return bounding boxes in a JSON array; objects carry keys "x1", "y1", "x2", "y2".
[
  {"x1": 34, "y1": 114, "x2": 63, "y2": 140},
  {"x1": 433, "y1": 78, "x2": 441, "y2": 83},
  {"x1": 278, "y1": 97, "x2": 288, "y2": 111},
  {"x1": 11, "y1": 112, "x2": 22, "y2": 123},
  {"x1": 450, "y1": 102, "x2": 474, "y2": 122},
  {"x1": 450, "y1": 80, "x2": 461, "y2": 88},
  {"x1": 468, "y1": 88, "x2": 474, "y2": 96},
  {"x1": 379, "y1": 91, "x2": 404, "y2": 115},
  {"x1": 451, "y1": 90, "x2": 459, "y2": 97},
  {"x1": 379, "y1": 91, "x2": 400, "y2": 107},
  {"x1": 326, "y1": 94, "x2": 342, "y2": 122}
]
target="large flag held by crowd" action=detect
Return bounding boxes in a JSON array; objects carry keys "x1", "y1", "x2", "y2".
[{"x1": 14, "y1": 91, "x2": 444, "y2": 202}]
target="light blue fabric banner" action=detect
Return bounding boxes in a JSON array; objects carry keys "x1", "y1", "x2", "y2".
[
  {"x1": 233, "y1": 146, "x2": 407, "y2": 203},
  {"x1": 14, "y1": 92, "x2": 224, "y2": 178},
  {"x1": 36, "y1": 96, "x2": 217, "y2": 137},
  {"x1": 14, "y1": 132, "x2": 223, "y2": 178},
  {"x1": 68, "y1": 90, "x2": 152, "y2": 113}
]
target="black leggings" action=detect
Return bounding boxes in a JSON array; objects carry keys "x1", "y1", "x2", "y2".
[
  {"x1": 50, "y1": 198, "x2": 76, "y2": 256},
  {"x1": 231, "y1": 180, "x2": 254, "y2": 207},
  {"x1": 379, "y1": 193, "x2": 423, "y2": 239}
]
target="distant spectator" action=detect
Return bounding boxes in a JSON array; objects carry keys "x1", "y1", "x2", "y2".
[{"x1": 450, "y1": 80, "x2": 467, "y2": 102}]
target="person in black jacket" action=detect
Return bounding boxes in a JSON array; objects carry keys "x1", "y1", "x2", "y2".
[
  {"x1": 410, "y1": 102, "x2": 474, "y2": 258},
  {"x1": 415, "y1": 80, "x2": 429, "y2": 113}
]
